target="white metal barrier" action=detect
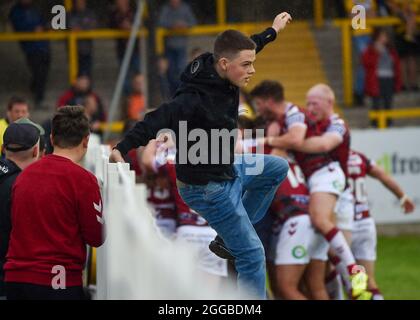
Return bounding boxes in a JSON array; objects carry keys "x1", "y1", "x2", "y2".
[{"x1": 84, "y1": 141, "x2": 238, "y2": 299}]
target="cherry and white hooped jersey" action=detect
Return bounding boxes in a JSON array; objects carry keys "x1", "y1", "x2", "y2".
[
  {"x1": 269, "y1": 159, "x2": 310, "y2": 225},
  {"x1": 347, "y1": 150, "x2": 375, "y2": 220},
  {"x1": 279, "y1": 105, "x2": 332, "y2": 179},
  {"x1": 324, "y1": 114, "x2": 351, "y2": 179},
  {"x1": 147, "y1": 146, "x2": 178, "y2": 221},
  {"x1": 293, "y1": 113, "x2": 350, "y2": 180},
  {"x1": 279, "y1": 103, "x2": 308, "y2": 134},
  {"x1": 147, "y1": 183, "x2": 177, "y2": 220}
]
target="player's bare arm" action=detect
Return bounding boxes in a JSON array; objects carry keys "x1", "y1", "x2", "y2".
[
  {"x1": 368, "y1": 165, "x2": 415, "y2": 214},
  {"x1": 294, "y1": 132, "x2": 342, "y2": 153},
  {"x1": 264, "y1": 125, "x2": 306, "y2": 149}
]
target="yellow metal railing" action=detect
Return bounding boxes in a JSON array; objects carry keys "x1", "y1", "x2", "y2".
[
  {"x1": 156, "y1": 22, "x2": 270, "y2": 55},
  {"x1": 0, "y1": 29, "x2": 148, "y2": 84},
  {"x1": 334, "y1": 17, "x2": 420, "y2": 106},
  {"x1": 100, "y1": 107, "x2": 420, "y2": 134},
  {"x1": 98, "y1": 121, "x2": 125, "y2": 133},
  {"x1": 369, "y1": 108, "x2": 420, "y2": 129}
]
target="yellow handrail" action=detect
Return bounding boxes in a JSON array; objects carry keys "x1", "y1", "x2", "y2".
[
  {"x1": 97, "y1": 107, "x2": 420, "y2": 134},
  {"x1": 369, "y1": 108, "x2": 420, "y2": 129},
  {"x1": 98, "y1": 121, "x2": 125, "y2": 133},
  {"x1": 0, "y1": 29, "x2": 148, "y2": 83},
  {"x1": 0, "y1": 22, "x2": 269, "y2": 83},
  {"x1": 334, "y1": 17, "x2": 420, "y2": 106},
  {"x1": 155, "y1": 21, "x2": 271, "y2": 55}
]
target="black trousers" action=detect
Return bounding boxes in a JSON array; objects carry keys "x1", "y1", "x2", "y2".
[
  {"x1": 6, "y1": 282, "x2": 87, "y2": 300},
  {"x1": 24, "y1": 50, "x2": 51, "y2": 104},
  {"x1": 371, "y1": 77, "x2": 395, "y2": 128}
]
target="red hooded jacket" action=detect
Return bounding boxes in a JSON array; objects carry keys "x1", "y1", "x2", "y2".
[{"x1": 362, "y1": 44, "x2": 402, "y2": 97}]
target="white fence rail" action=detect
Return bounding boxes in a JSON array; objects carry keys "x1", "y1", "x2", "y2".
[{"x1": 84, "y1": 139, "x2": 238, "y2": 299}]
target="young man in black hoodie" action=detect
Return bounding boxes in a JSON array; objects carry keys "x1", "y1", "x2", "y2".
[
  {"x1": 0, "y1": 119, "x2": 41, "y2": 298},
  {"x1": 110, "y1": 12, "x2": 292, "y2": 299}
]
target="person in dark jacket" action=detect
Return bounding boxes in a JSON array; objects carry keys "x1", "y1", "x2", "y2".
[
  {"x1": 9, "y1": 0, "x2": 51, "y2": 106},
  {"x1": 0, "y1": 119, "x2": 42, "y2": 298},
  {"x1": 110, "y1": 13, "x2": 292, "y2": 299},
  {"x1": 57, "y1": 75, "x2": 106, "y2": 122},
  {"x1": 68, "y1": 0, "x2": 97, "y2": 77}
]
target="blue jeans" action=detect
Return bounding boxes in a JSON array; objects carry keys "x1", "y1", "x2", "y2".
[{"x1": 178, "y1": 154, "x2": 289, "y2": 299}]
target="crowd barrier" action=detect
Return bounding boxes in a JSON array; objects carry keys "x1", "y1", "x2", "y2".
[{"x1": 83, "y1": 138, "x2": 238, "y2": 299}]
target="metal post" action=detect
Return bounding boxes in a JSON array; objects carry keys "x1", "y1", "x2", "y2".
[
  {"x1": 64, "y1": 0, "x2": 72, "y2": 12},
  {"x1": 314, "y1": 0, "x2": 324, "y2": 28},
  {"x1": 69, "y1": 32, "x2": 78, "y2": 84},
  {"x1": 342, "y1": 22, "x2": 353, "y2": 106},
  {"x1": 216, "y1": 0, "x2": 227, "y2": 25},
  {"x1": 103, "y1": 0, "x2": 145, "y2": 142}
]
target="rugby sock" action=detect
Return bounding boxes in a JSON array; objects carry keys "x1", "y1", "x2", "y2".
[
  {"x1": 325, "y1": 269, "x2": 345, "y2": 300},
  {"x1": 330, "y1": 255, "x2": 352, "y2": 297},
  {"x1": 369, "y1": 288, "x2": 384, "y2": 300},
  {"x1": 324, "y1": 227, "x2": 357, "y2": 272}
]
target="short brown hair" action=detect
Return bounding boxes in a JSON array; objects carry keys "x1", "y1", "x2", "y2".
[
  {"x1": 52, "y1": 106, "x2": 90, "y2": 148},
  {"x1": 213, "y1": 30, "x2": 256, "y2": 61},
  {"x1": 250, "y1": 80, "x2": 285, "y2": 102},
  {"x1": 7, "y1": 96, "x2": 28, "y2": 111}
]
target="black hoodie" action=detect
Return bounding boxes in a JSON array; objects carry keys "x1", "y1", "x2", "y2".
[
  {"x1": 0, "y1": 158, "x2": 21, "y2": 295},
  {"x1": 116, "y1": 27, "x2": 277, "y2": 185}
]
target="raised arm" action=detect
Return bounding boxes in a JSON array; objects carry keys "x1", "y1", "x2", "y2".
[
  {"x1": 368, "y1": 164, "x2": 415, "y2": 214},
  {"x1": 251, "y1": 12, "x2": 292, "y2": 53}
]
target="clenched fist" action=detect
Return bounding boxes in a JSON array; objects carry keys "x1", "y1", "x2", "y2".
[{"x1": 272, "y1": 12, "x2": 292, "y2": 33}]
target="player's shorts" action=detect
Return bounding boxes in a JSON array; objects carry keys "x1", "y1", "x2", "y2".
[
  {"x1": 155, "y1": 218, "x2": 177, "y2": 238},
  {"x1": 351, "y1": 217, "x2": 377, "y2": 261},
  {"x1": 308, "y1": 162, "x2": 345, "y2": 196},
  {"x1": 268, "y1": 215, "x2": 329, "y2": 265},
  {"x1": 175, "y1": 225, "x2": 228, "y2": 277},
  {"x1": 335, "y1": 188, "x2": 355, "y2": 231}
]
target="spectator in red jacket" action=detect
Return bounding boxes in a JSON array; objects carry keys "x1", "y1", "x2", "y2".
[
  {"x1": 57, "y1": 75, "x2": 107, "y2": 124},
  {"x1": 4, "y1": 106, "x2": 105, "y2": 300},
  {"x1": 363, "y1": 28, "x2": 402, "y2": 127}
]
